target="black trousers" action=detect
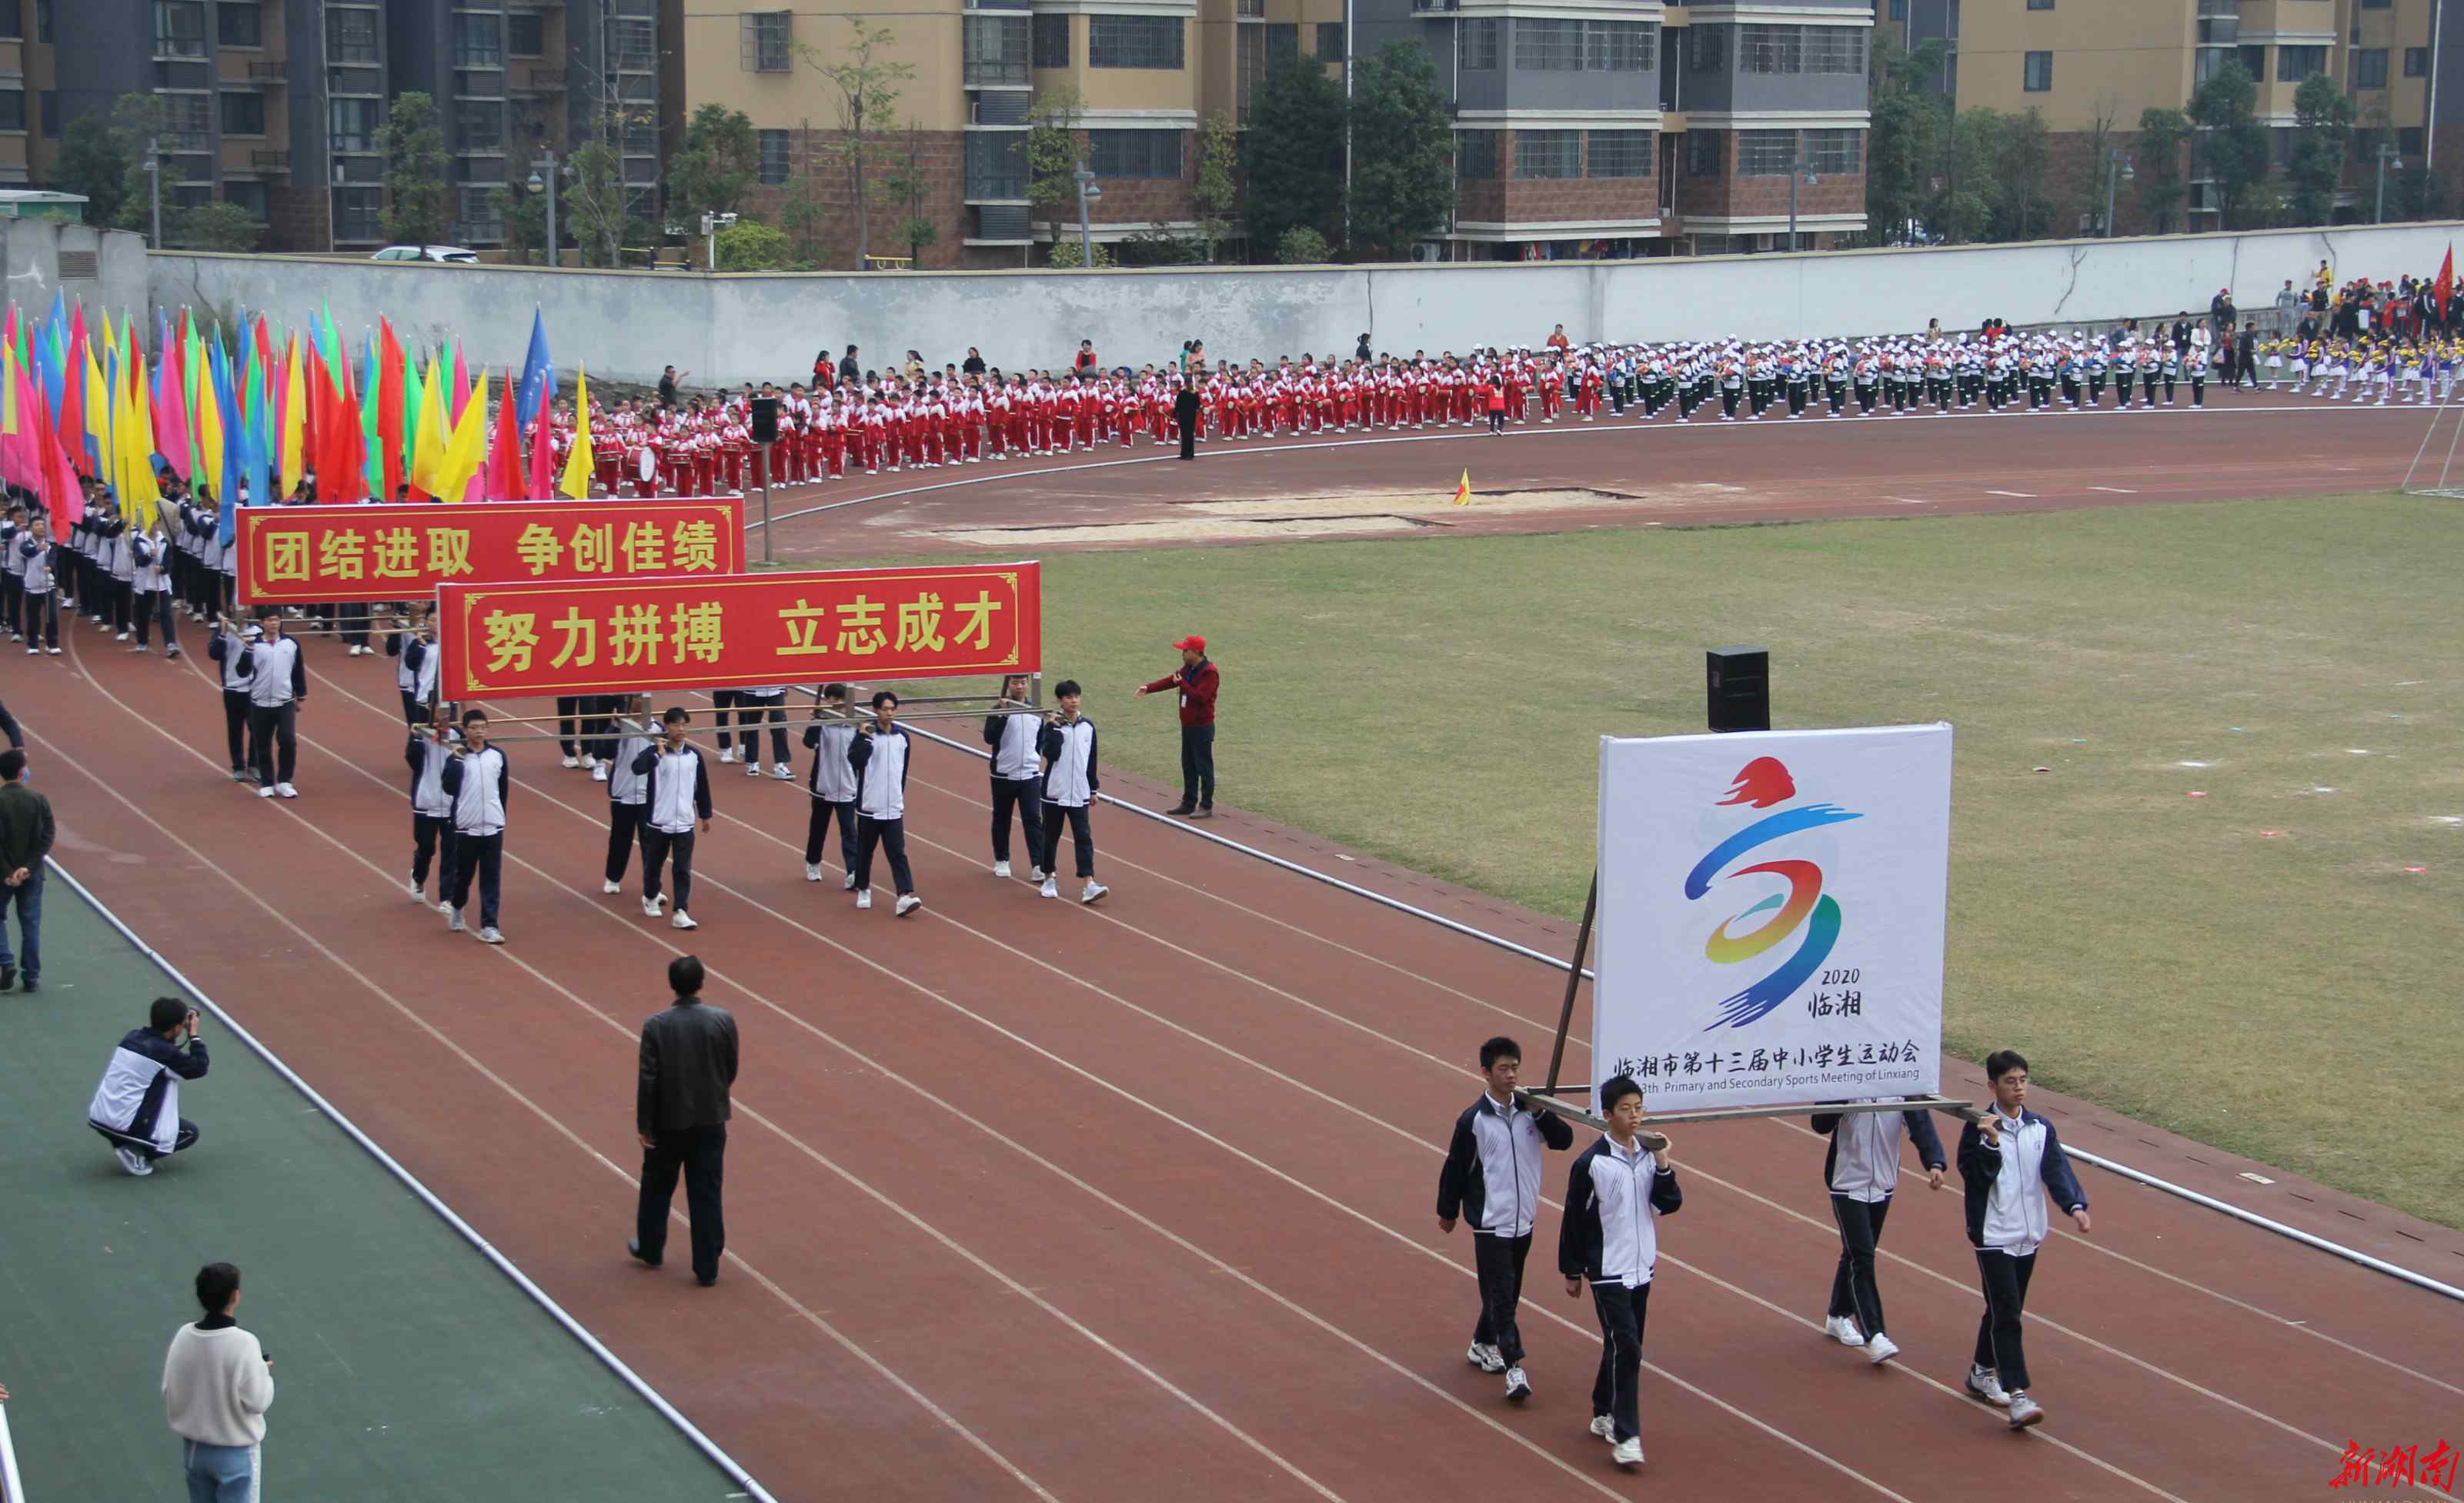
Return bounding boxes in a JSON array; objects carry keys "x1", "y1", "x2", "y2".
[
  {"x1": 401, "y1": 690, "x2": 430, "y2": 728},
  {"x1": 636, "y1": 1122, "x2": 727, "y2": 1283},
  {"x1": 93, "y1": 1117, "x2": 199, "y2": 1162},
  {"x1": 449, "y1": 830, "x2": 503, "y2": 928},
  {"x1": 1973, "y1": 1248, "x2": 2036, "y2": 1391},
  {"x1": 606, "y1": 801, "x2": 645, "y2": 883},
  {"x1": 1178, "y1": 723, "x2": 1215, "y2": 808},
  {"x1": 1589, "y1": 1281, "x2": 1650, "y2": 1443},
  {"x1": 732, "y1": 700, "x2": 788, "y2": 766},
  {"x1": 854, "y1": 815, "x2": 914, "y2": 894},
  {"x1": 248, "y1": 703, "x2": 297, "y2": 786},
  {"x1": 2, "y1": 572, "x2": 18, "y2": 635},
  {"x1": 132, "y1": 589, "x2": 178, "y2": 649},
  {"x1": 1470, "y1": 1231, "x2": 1534, "y2": 1367},
  {"x1": 1036, "y1": 800, "x2": 1095, "y2": 880},
  {"x1": 21, "y1": 590, "x2": 55, "y2": 650},
  {"x1": 710, "y1": 690, "x2": 740, "y2": 752},
  {"x1": 412, "y1": 811, "x2": 457, "y2": 893},
  {"x1": 336, "y1": 601, "x2": 369, "y2": 648},
  {"x1": 222, "y1": 688, "x2": 253, "y2": 772},
  {"x1": 990, "y1": 776, "x2": 1045, "y2": 864},
  {"x1": 805, "y1": 797, "x2": 857, "y2": 870},
  {"x1": 1827, "y1": 1193, "x2": 1893, "y2": 1337},
  {"x1": 639, "y1": 825, "x2": 696, "y2": 910}
]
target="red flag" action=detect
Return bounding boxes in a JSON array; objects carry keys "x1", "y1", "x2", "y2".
[
  {"x1": 486, "y1": 372, "x2": 523, "y2": 499},
  {"x1": 2437, "y1": 245, "x2": 2453, "y2": 316},
  {"x1": 526, "y1": 383, "x2": 555, "y2": 499},
  {"x1": 376, "y1": 319, "x2": 406, "y2": 502},
  {"x1": 331, "y1": 359, "x2": 366, "y2": 503}
]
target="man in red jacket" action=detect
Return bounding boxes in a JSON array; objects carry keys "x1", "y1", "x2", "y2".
[{"x1": 1137, "y1": 634, "x2": 1218, "y2": 818}]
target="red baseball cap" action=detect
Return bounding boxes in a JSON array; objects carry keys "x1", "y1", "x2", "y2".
[{"x1": 1172, "y1": 634, "x2": 1206, "y2": 653}]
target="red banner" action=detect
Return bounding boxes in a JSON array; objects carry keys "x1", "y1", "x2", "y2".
[
  {"x1": 436, "y1": 562, "x2": 1041, "y2": 700},
  {"x1": 236, "y1": 498, "x2": 745, "y2": 604}
]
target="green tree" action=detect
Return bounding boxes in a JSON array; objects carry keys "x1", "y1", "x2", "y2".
[
  {"x1": 800, "y1": 18, "x2": 915, "y2": 268},
  {"x1": 1241, "y1": 52, "x2": 1346, "y2": 256},
  {"x1": 2135, "y1": 106, "x2": 2192, "y2": 233},
  {"x1": 666, "y1": 102, "x2": 759, "y2": 225},
  {"x1": 1864, "y1": 34, "x2": 1947, "y2": 243},
  {"x1": 1990, "y1": 107, "x2": 2052, "y2": 242},
  {"x1": 1932, "y1": 107, "x2": 2002, "y2": 245},
  {"x1": 1346, "y1": 42, "x2": 1453, "y2": 259},
  {"x1": 2285, "y1": 72, "x2": 2355, "y2": 228},
  {"x1": 714, "y1": 219, "x2": 793, "y2": 270},
  {"x1": 169, "y1": 201, "x2": 263, "y2": 252},
  {"x1": 489, "y1": 183, "x2": 549, "y2": 264},
  {"x1": 52, "y1": 113, "x2": 132, "y2": 228},
  {"x1": 873, "y1": 118, "x2": 940, "y2": 264},
  {"x1": 96, "y1": 95, "x2": 176, "y2": 237},
  {"x1": 1275, "y1": 225, "x2": 1330, "y2": 263},
  {"x1": 376, "y1": 91, "x2": 451, "y2": 247},
  {"x1": 1025, "y1": 86, "x2": 1086, "y2": 219},
  {"x1": 563, "y1": 138, "x2": 629, "y2": 266},
  {"x1": 1192, "y1": 111, "x2": 1239, "y2": 262},
  {"x1": 2188, "y1": 61, "x2": 2269, "y2": 229},
  {"x1": 2398, "y1": 159, "x2": 2440, "y2": 220}
]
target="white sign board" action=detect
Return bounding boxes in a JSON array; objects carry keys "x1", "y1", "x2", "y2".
[{"x1": 1593, "y1": 724, "x2": 1952, "y2": 1111}]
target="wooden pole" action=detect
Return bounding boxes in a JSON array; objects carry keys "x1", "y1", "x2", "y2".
[{"x1": 1541, "y1": 871, "x2": 1598, "y2": 1098}]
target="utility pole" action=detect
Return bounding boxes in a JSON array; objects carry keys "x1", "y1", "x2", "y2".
[
  {"x1": 529, "y1": 149, "x2": 559, "y2": 266},
  {"x1": 2376, "y1": 141, "x2": 2402, "y2": 222},
  {"x1": 1786, "y1": 131, "x2": 1818, "y2": 252},
  {"x1": 145, "y1": 136, "x2": 162, "y2": 249},
  {"x1": 2103, "y1": 148, "x2": 2132, "y2": 236},
  {"x1": 1074, "y1": 161, "x2": 1100, "y2": 267}
]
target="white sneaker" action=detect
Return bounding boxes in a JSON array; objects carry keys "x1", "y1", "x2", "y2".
[
  {"x1": 593, "y1": 763, "x2": 609, "y2": 782},
  {"x1": 409, "y1": 878, "x2": 425, "y2": 901},
  {"x1": 993, "y1": 860, "x2": 1012, "y2": 879},
  {"x1": 1467, "y1": 1343, "x2": 1504, "y2": 1374},
  {"x1": 1965, "y1": 1365, "x2": 2012, "y2": 1408},
  {"x1": 448, "y1": 908, "x2": 466, "y2": 933},
  {"x1": 1588, "y1": 1414, "x2": 1614, "y2": 1442},
  {"x1": 1039, "y1": 877, "x2": 1058, "y2": 899},
  {"x1": 275, "y1": 783, "x2": 298, "y2": 799},
  {"x1": 745, "y1": 762, "x2": 763, "y2": 777},
  {"x1": 2005, "y1": 1391, "x2": 2044, "y2": 1429},
  {"x1": 1863, "y1": 1332, "x2": 1900, "y2": 1366},
  {"x1": 478, "y1": 927, "x2": 505, "y2": 945},
  {"x1": 1611, "y1": 1437, "x2": 1642, "y2": 1468},
  {"x1": 257, "y1": 786, "x2": 276, "y2": 799},
  {"x1": 894, "y1": 893, "x2": 921, "y2": 917},
  {"x1": 855, "y1": 890, "x2": 872, "y2": 910},
  {"x1": 602, "y1": 879, "x2": 622, "y2": 894},
  {"x1": 670, "y1": 910, "x2": 698, "y2": 930},
  {"x1": 439, "y1": 899, "x2": 454, "y2": 917},
  {"x1": 1081, "y1": 880, "x2": 1107, "y2": 904},
  {"x1": 806, "y1": 863, "x2": 824, "y2": 882},
  {"x1": 562, "y1": 754, "x2": 580, "y2": 768},
  {"x1": 842, "y1": 870, "x2": 856, "y2": 891},
  {"x1": 115, "y1": 1145, "x2": 155, "y2": 1177},
  {"x1": 643, "y1": 895, "x2": 665, "y2": 917},
  {"x1": 1028, "y1": 867, "x2": 1047, "y2": 883},
  {"x1": 773, "y1": 762, "x2": 793, "y2": 780},
  {"x1": 718, "y1": 749, "x2": 736, "y2": 764},
  {"x1": 1504, "y1": 1366, "x2": 1531, "y2": 1402},
  {"x1": 1824, "y1": 1314, "x2": 1866, "y2": 1347},
  {"x1": 115, "y1": 630, "x2": 130, "y2": 642}
]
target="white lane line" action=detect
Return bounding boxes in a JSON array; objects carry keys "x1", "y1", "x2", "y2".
[
  {"x1": 1983, "y1": 489, "x2": 2038, "y2": 497},
  {"x1": 2088, "y1": 486, "x2": 2140, "y2": 493}
]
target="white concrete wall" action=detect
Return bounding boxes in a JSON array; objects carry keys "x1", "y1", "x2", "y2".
[
  {"x1": 149, "y1": 222, "x2": 2463, "y2": 390},
  {"x1": 8, "y1": 222, "x2": 148, "y2": 326}
]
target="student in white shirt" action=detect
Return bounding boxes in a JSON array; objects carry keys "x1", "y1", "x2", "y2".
[
  {"x1": 631, "y1": 706, "x2": 713, "y2": 930},
  {"x1": 1811, "y1": 1096, "x2": 1947, "y2": 1366},
  {"x1": 1956, "y1": 1049, "x2": 2090, "y2": 1431},
  {"x1": 603, "y1": 693, "x2": 655, "y2": 895},
  {"x1": 801, "y1": 683, "x2": 860, "y2": 886},
  {"x1": 237, "y1": 613, "x2": 306, "y2": 799},
  {"x1": 983, "y1": 673, "x2": 1045, "y2": 880},
  {"x1": 404, "y1": 720, "x2": 460, "y2": 906},
  {"x1": 846, "y1": 691, "x2": 921, "y2": 915},
  {"x1": 439, "y1": 709, "x2": 508, "y2": 944},
  {"x1": 1033, "y1": 680, "x2": 1106, "y2": 903},
  {"x1": 1558, "y1": 1074, "x2": 1681, "y2": 1471}
]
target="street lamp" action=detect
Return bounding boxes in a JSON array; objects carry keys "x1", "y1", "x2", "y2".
[
  {"x1": 144, "y1": 136, "x2": 162, "y2": 250},
  {"x1": 1073, "y1": 162, "x2": 1100, "y2": 268},
  {"x1": 2103, "y1": 149, "x2": 2134, "y2": 238},
  {"x1": 1786, "y1": 133, "x2": 1820, "y2": 252},
  {"x1": 527, "y1": 149, "x2": 559, "y2": 266},
  {"x1": 2375, "y1": 142, "x2": 2403, "y2": 223},
  {"x1": 701, "y1": 210, "x2": 737, "y2": 272}
]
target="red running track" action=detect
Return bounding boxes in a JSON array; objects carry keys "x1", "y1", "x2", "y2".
[{"x1": 8, "y1": 553, "x2": 2462, "y2": 1503}]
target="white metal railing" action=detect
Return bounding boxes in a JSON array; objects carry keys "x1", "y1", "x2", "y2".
[{"x1": 0, "y1": 1394, "x2": 25, "y2": 1502}]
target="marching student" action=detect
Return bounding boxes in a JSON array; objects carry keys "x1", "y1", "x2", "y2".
[
  {"x1": 128, "y1": 520, "x2": 179, "y2": 657},
  {"x1": 238, "y1": 613, "x2": 305, "y2": 800},
  {"x1": 386, "y1": 608, "x2": 439, "y2": 726},
  {"x1": 1559, "y1": 1074, "x2": 1681, "y2": 1471},
  {"x1": 1810, "y1": 1097, "x2": 1947, "y2": 1366},
  {"x1": 1958, "y1": 1049, "x2": 2089, "y2": 1431},
  {"x1": 207, "y1": 620, "x2": 260, "y2": 781},
  {"x1": 983, "y1": 673, "x2": 1045, "y2": 880},
  {"x1": 439, "y1": 709, "x2": 508, "y2": 944},
  {"x1": 1436, "y1": 1036, "x2": 1572, "y2": 1403},
  {"x1": 15, "y1": 511, "x2": 58, "y2": 655},
  {"x1": 1033, "y1": 680, "x2": 1107, "y2": 903},
  {"x1": 801, "y1": 683, "x2": 860, "y2": 887},
  {"x1": 733, "y1": 684, "x2": 792, "y2": 778},
  {"x1": 404, "y1": 716, "x2": 459, "y2": 907},
  {"x1": 86, "y1": 997, "x2": 210, "y2": 1177},
  {"x1": 633, "y1": 706, "x2": 713, "y2": 930},
  {"x1": 846, "y1": 690, "x2": 922, "y2": 916},
  {"x1": 602, "y1": 693, "x2": 655, "y2": 896}
]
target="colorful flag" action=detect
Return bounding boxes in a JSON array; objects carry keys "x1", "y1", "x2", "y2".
[
  {"x1": 435, "y1": 370, "x2": 492, "y2": 502},
  {"x1": 558, "y1": 370, "x2": 593, "y2": 499},
  {"x1": 1452, "y1": 469, "x2": 1472, "y2": 506},
  {"x1": 516, "y1": 307, "x2": 555, "y2": 431}
]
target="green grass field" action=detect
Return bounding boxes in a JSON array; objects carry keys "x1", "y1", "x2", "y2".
[{"x1": 823, "y1": 493, "x2": 2464, "y2": 1227}]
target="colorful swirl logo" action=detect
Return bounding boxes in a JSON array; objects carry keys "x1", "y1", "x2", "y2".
[{"x1": 1684, "y1": 757, "x2": 1863, "y2": 1030}]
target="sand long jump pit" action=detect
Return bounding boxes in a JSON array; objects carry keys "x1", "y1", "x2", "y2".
[{"x1": 915, "y1": 484, "x2": 1749, "y2": 546}]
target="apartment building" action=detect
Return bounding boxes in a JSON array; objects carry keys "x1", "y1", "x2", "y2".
[{"x1": 1887, "y1": 0, "x2": 2464, "y2": 230}]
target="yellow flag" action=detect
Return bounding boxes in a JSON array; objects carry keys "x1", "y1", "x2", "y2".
[
  {"x1": 410, "y1": 355, "x2": 449, "y2": 497},
  {"x1": 558, "y1": 369, "x2": 593, "y2": 499},
  {"x1": 121, "y1": 356, "x2": 163, "y2": 530},
  {"x1": 1452, "y1": 469, "x2": 1472, "y2": 506},
  {"x1": 435, "y1": 370, "x2": 492, "y2": 502}
]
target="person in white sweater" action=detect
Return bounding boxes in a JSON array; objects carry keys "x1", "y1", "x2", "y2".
[{"x1": 163, "y1": 1261, "x2": 273, "y2": 1501}]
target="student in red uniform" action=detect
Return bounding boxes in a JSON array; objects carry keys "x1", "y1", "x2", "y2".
[{"x1": 1136, "y1": 633, "x2": 1219, "y2": 818}]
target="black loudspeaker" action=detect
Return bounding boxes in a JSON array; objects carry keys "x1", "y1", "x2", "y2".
[
  {"x1": 749, "y1": 396, "x2": 781, "y2": 444},
  {"x1": 1706, "y1": 645, "x2": 1770, "y2": 733}
]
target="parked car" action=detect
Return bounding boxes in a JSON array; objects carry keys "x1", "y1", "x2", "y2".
[{"x1": 371, "y1": 245, "x2": 479, "y2": 263}]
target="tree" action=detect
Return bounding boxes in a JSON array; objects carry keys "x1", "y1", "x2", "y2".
[
  {"x1": 666, "y1": 102, "x2": 759, "y2": 225},
  {"x1": 2135, "y1": 106, "x2": 2191, "y2": 233},
  {"x1": 1193, "y1": 112, "x2": 1239, "y2": 262},
  {"x1": 800, "y1": 18, "x2": 915, "y2": 268},
  {"x1": 1025, "y1": 86, "x2": 1086, "y2": 222},
  {"x1": 2285, "y1": 72, "x2": 2355, "y2": 228},
  {"x1": 1990, "y1": 107, "x2": 2052, "y2": 241},
  {"x1": 1346, "y1": 42, "x2": 1454, "y2": 259},
  {"x1": 1932, "y1": 108, "x2": 2002, "y2": 245},
  {"x1": 1864, "y1": 34, "x2": 1946, "y2": 244},
  {"x1": 377, "y1": 91, "x2": 451, "y2": 248},
  {"x1": 169, "y1": 201, "x2": 262, "y2": 252},
  {"x1": 95, "y1": 94, "x2": 175, "y2": 237},
  {"x1": 2398, "y1": 160, "x2": 2440, "y2": 220},
  {"x1": 1275, "y1": 225, "x2": 1330, "y2": 263},
  {"x1": 715, "y1": 219, "x2": 793, "y2": 270},
  {"x1": 1241, "y1": 53, "x2": 1345, "y2": 257},
  {"x1": 873, "y1": 118, "x2": 939, "y2": 264},
  {"x1": 52, "y1": 114, "x2": 132, "y2": 228},
  {"x1": 777, "y1": 117, "x2": 830, "y2": 266},
  {"x1": 563, "y1": 138, "x2": 629, "y2": 266},
  {"x1": 489, "y1": 183, "x2": 549, "y2": 264},
  {"x1": 2187, "y1": 61, "x2": 2269, "y2": 229}
]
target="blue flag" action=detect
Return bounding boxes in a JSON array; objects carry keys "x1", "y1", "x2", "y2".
[{"x1": 515, "y1": 307, "x2": 555, "y2": 431}]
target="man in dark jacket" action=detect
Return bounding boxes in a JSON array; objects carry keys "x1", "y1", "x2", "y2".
[
  {"x1": 1174, "y1": 379, "x2": 1201, "y2": 461},
  {"x1": 630, "y1": 954, "x2": 738, "y2": 1286},
  {"x1": 1137, "y1": 635, "x2": 1219, "y2": 817},
  {"x1": 0, "y1": 747, "x2": 52, "y2": 991}
]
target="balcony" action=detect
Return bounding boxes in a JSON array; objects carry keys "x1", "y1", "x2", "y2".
[
  {"x1": 252, "y1": 148, "x2": 289, "y2": 172},
  {"x1": 964, "y1": 172, "x2": 1027, "y2": 203},
  {"x1": 1237, "y1": 0, "x2": 1264, "y2": 14},
  {"x1": 159, "y1": 130, "x2": 212, "y2": 152},
  {"x1": 1409, "y1": 0, "x2": 1456, "y2": 12},
  {"x1": 511, "y1": 66, "x2": 566, "y2": 92},
  {"x1": 963, "y1": 57, "x2": 1030, "y2": 88},
  {"x1": 249, "y1": 61, "x2": 287, "y2": 82}
]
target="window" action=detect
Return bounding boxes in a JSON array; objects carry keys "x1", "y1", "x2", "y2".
[
  {"x1": 1265, "y1": 21, "x2": 1297, "y2": 66},
  {"x1": 2352, "y1": 48, "x2": 2388, "y2": 89},
  {"x1": 335, "y1": 186, "x2": 382, "y2": 240},
  {"x1": 758, "y1": 128, "x2": 790, "y2": 185},
  {"x1": 1740, "y1": 25, "x2": 1800, "y2": 72},
  {"x1": 740, "y1": 11, "x2": 790, "y2": 72},
  {"x1": 1586, "y1": 130, "x2": 1651, "y2": 179},
  {"x1": 609, "y1": 16, "x2": 653, "y2": 69},
  {"x1": 1457, "y1": 129, "x2": 1497, "y2": 180},
  {"x1": 459, "y1": 186, "x2": 502, "y2": 239},
  {"x1": 2025, "y1": 0, "x2": 2052, "y2": 8},
  {"x1": 2400, "y1": 125, "x2": 2425, "y2": 155},
  {"x1": 35, "y1": 0, "x2": 47, "y2": 42},
  {"x1": 456, "y1": 99, "x2": 502, "y2": 151},
  {"x1": 1515, "y1": 20, "x2": 1582, "y2": 71},
  {"x1": 223, "y1": 180, "x2": 268, "y2": 220},
  {"x1": 964, "y1": 15, "x2": 1030, "y2": 86},
  {"x1": 0, "y1": 90, "x2": 21, "y2": 133},
  {"x1": 0, "y1": 0, "x2": 15, "y2": 38},
  {"x1": 327, "y1": 8, "x2": 379, "y2": 64},
  {"x1": 1088, "y1": 128, "x2": 1181, "y2": 178},
  {"x1": 2360, "y1": 0, "x2": 2391, "y2": 8},
  {"x1": 153, "y1": 0, "x2": 205, "y2": 56},
  {"x1": 163, "y1": 93, "x2": 212, "y2": 133},
  {"x1": 217, "y1": 2, "x2": 258, "y2": 46},
  {"x1": 2276, "y1": 45, "x2": 2323, "y2": 82},
  {"x1": 453, "y1": 12, "x2": 502, "y2": 68},
  {"x1": 2406, "y1": 46, "x2": 2429, "y2": 78},
  {"x1": 1685, "y1": 129, "x2": 1721, "y2": 175},
  {"x1": 1738, "y1": 129, "x2": 1796, "y2": 175},
  {"x1": 220, "y1": 90, "x2": 264, "y2": 135},
  {"x1": 329, "y1": 95, "x2": 381, "y2": 152},
  {"x1": 1033, "y1": 14, "x2": 1067, "y2": 68},
  {"x1": 1089, "y1": 15, "x2": 1183, "y2": 69},
  {"x1": 1803, "y1": 128, "x2": 1858, "y2": 175},
  {"x1": 1689, "y1": 24, "x2": 1724, "y2": 71},
  {"x1": 1317, "y1": 22, "x2": 1344, "y2": 62},
  {"x1": 1514, "y1": 129, "x2": 1578, "y2": 179},
  {"x1": 965, "y1": 132, "x2": 1025, "y2": 199},
  {"x1": 2023, "y1": 50, "x2": 2051, "y2": 91},
  {"x1": 1888, "y1": 0, "x2": 1905, "y2": 18},
  {"x1": 1237, "y1": 25, "x2": 1264, "y2": 107},
  {"x1": 1517, "y1": 19, "x2": 1652, "y2": 72},
  {"x1": 2235, "y1": 44, "x2": 2265, "y2": 79},
  {"x1": 509, "y1": 12, "x2": 542, "y2": 55},
  {"x1": 2272, "y1": 125, "x2": 2296, "y2": 169},
  {"x1": 39, "y1": 89, "x2": 57, "y2": 137},
  {"x1": 1458, "y1": 18, "x2": 1497, "y2": 70},
  {"x1": 1806, "y1": 28, "x2": 1862, "y2": 74}
]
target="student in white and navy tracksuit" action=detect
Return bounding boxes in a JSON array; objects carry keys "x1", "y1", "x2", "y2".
[
  {"x1": 404, "y1": 723, "x2": 460, "y2": 904},
  {"x1": 846, "y1": 693, "x2": 920, "y2": 914},
  {"x1": 129, "y1": 526, "x2": 179, "y2": 655},
  {"x1": 386, "y1": 613, "x2": 439, "y2": 726},
  {"x1": 1033, "y1": 681, "x2": 1107, "y2": 903},
  {"x1": 88, "y1": 997, "x2": 210, "y2": 1175},
  {"x1": 207, "y1": 623, "x2": 259, "y2": 779},
  {"x1": 732, "y1": 685, "x2": 791, "y2": 777},
  {"x1": 237, "y1": 619, "x2": 306, "y2": 796},
  {"x1": 801, "y1": 686, "x2": 860, "y2": 886},
  {"x1": 1811, "y1": 1097, "x2": 1946, "y2": 1362},
  {"x1": 633, "y1": 708, "x2": 713, "y2": 928},
  {"x1": 441, "y1": 714, "x2": 508, "y2": 940},
  {"x1": 15, "y1": 516, "x2": 58, "y2": 653},
  {"x1": 603, "y1": 698, "x2": 655, "y2": 891},
  {"x1": 983, "y1": 674, "x2": 1045, "y2": 878},
  {"x1": 1558, "y1": 1074, "x2": 1681, "y2": 1467},
  {"x1": 1957, "y1": 1049, "x2": 2090, "y2": 1430},
  {"x1": 1435, "y1": 1035, "x2": 1572, "y2": 1396}
]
